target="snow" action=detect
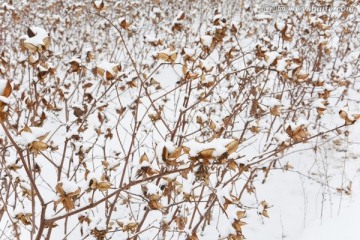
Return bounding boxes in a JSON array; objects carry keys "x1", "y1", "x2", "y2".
[
  {"x1": 182, "y1": 138, "x2": 236, "y2": 157},
  {"x1": 145, "y1": 182, "x2": 160, "y2": 195},
  {"x1": 13, "y1": 205, "x2": 31, "y2": 216},
  {"x1": 17, "y1": 132, "x2": 36, "y2": 146},
  {"x1": 144, "y1": 34, "x2": 161, "y2": 43},
  {"x1": 156, "y1": 141, "x2": 176, "y2": 162},
  {"x1": 276, "y1": 57, "x2": 288, "y2": 71},
  {"x1": 104, "y1": 158, "x2": 120, "y2": 169},
  {"x1": 254, "y1": 14, "x2": 273, "y2": 20},
  {"x1": 324, "y1": 83, "x2": 335, "y2": 91},
  {"x1": 287, "y1": 62, "x2": 300, "y2": 70},
  {"x1": 97, "y1": 60, "x2": 120, "y2": 76},
  {"x1": 0, "y1": 80, "x2": 8, "y2": 96},
  {"x1": 38, "y1": 64, "x2": 48, "y2": 72},
  {"x1": 89, "y1": 217, "x2": 107, "y2": 231},
  {"x1": 264, "y1": 51, "x2": 280, "y2": 66},
  {"x1": 0, "y1": 96, "x2": 9, "y2": 104},
  {"x1": 195, "y1": 112, "x2": 207, "y2": 123},
  {"x1": 200, "y1": 35, "x2": 213, "y2": 47},
  {"x1": 1, "y1": 2, "x2": 15, "y2": 10},
  {"x1": 299, "y1": 199, "x2": 360, "y2": 240},
  {"x1": 16, "y1": 127, "x2": 48, "y2": 146},
  {"x1": 60, "y1": 179, "x2": 79, "y2": 194},
  {"x1": 216, "y1": 184, "x2": 232, "y2": 205},
  {"x1": 28, "y1": 127, "x2": 48, "y2": 138},
  {"x1": 200, "y1": 59, "x2": 214, "y2": 71},
  {"x1": 273, "y1": 132, "x2": 288, "y2": 143},
  {"x1": 23, "y1": 26, "x2": 49, "y2": 47},
  {"x1": 275, "y1": 21, "x2": 286, "y2": 32},
  {"x1": 183, "y1": 48, "x2": 196, "y2": 56},
  {"x1": 181, "y1": 178, "x2": 194, "y2": 194},
  {"x1": 313, "y1": 99, "x2": 326, "y2": 108},
  {"x1": 261, "y1": 97, "x2": 281, "y2": 107},
  {"x1": 94, "y1": 0, "x2": 103, "y2": 8},
  {"x1": 218, "y1": 219, "x2": 236, "y2": 238},
  {"x1": 68, "y1": 57, "x2": 81, "y2": 64}
]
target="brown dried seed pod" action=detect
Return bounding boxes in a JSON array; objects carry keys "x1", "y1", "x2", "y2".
[
  {"x1": 97, "y1": 182, "x2": 111, "y2": 191},
  {"x1": 198, "y1": 148, "x2": 214, "y2": 159},
  {"x1": 169, "y1": 147, "x2": 182, "y2": 159},
  {"x1": 226, "y1": 140, "x2": 238, "y2": 155}
]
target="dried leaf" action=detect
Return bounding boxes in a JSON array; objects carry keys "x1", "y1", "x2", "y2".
[
  {"x1": 89, "y1": 178, "x2": 98, "y2": 190},
  {"x1": 148, "y1": 200, "x2": 163, "y2": 210},
  {"x1": 236, "y1": 211, "x2": 246, "y2": 219},
  {"x1": 339, "y1": 110, "x2": 348, "y2": 119},
  {"x1": 66, "y1": 188, "x2": 81, "y2": 198},
  {"x1": 232, "y1": 219, "x2": 246, "y2": 231},
  {"x1": 188, "y1": 232, "x2": 199, "y2": 240},
  {"x1": 262, "y1": 209, "x2": 270, "y2": 218},
  {"x1": 169, "y1": 147, "x2": 182, "y2": 159},
  {"x1": 198, "y1": 148, "x2": 214, "y2": 159},
  {"x1": 182, "y1": 146, "x2": 190, "y2": 154},
  {"x1": 157, "y1": 53, "x2": 169, "y2": 61},
  {"x1": 105, "y1": 71, "x2": 114, "y2": 80},
  {"x1": 175, "y1": 216, "x2": 187, "y2": 230},
  {"x1": 226, "y1": 140, "x2": 238, "y2": 154},
  {"x1": 121, "y1": 222, "x2": 138, "y2": 233},
  {"x1": 260, "y1": 200, "x2": 269, "y2": 208},
  {"x1": 283, "y1": 163, "x2": 294, "y2": 171},
  {"x1": 31, "y1": 141, "x2": 48, "y2": 151},
  {"x1": 120, "y1": 19, "x2": 129, "y2": 29},
  {"x1": 140, "y1": 153, "x2": 149, "y2": 163},
  {"x1": 209, "y1": 120, "x2": 217, "y2": 130},
  {"x1": 1, "y1": 81, "x2": 11, "y2": 97},
  {"x1": 170, "y1": 52, "x2": 177, "y2": 62},
  {"x1": 37, "y1": 131, "x2": 49, "y2": 141},
  {"x1": 227, "y1": 160, "x2": 237, "y2": 171},
  {"x1": 16, "y1": 213, "x2": 32, "y2": 225},
  {"x1": 97, "y1": 181, "x2": 111, "y2": 191},
  {"x1": 353, "y1": 114, "x2": 360, "y2": 120},
  {"x1": 270, "y1": 106, "x2": 281, "y2": 116},
  {"x1": 21, "y1": 125, "x2": 32, "y2": 133},
  {"x1": 43, "y1": 37, "x2": 50, "y2": 50},
  {"x1": 24, "y1": 42, "x2": 38, "y2": 53}
]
